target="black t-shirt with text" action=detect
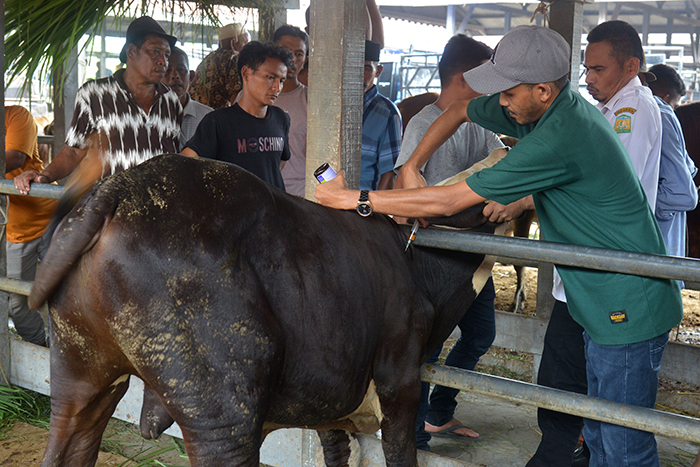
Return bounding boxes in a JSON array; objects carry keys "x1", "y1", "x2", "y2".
[{"x1": 186, "y1": 103, "x2": 290, "y2": 190}]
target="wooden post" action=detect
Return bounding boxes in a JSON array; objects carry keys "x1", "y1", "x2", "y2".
[
  {"x1": 0, "y1": 0, "x2": 9, "y2": 386},
  {"x1": 549, "y1": 0, "x2": 584, "y2": 89},
  {"x1": 52, "y1": 48, "x2": 79, "y2": 169},
  {"x1": 305, "y1": 0, "x2": 365, "y2": 197}
]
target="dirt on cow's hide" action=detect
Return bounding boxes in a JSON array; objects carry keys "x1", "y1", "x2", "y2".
[{"x1": 492, "y1": 263, "x2": 700, "y2": 343}]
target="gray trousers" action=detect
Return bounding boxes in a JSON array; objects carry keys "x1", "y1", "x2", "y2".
[{"x1": 6, "y1": 234, "x2": 49, "y2": 345}]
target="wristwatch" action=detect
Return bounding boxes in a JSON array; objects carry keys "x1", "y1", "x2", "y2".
[{"x1": 356, "y1": 190, "x2": 373, "y2": 217}]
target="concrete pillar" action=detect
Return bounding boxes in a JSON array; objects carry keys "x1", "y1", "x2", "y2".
[
  {"x1": 549, "y1": 0, "x2": 584, "y2": 89},
  {"x1": 598, "y1": 3, "x2": 607, "y2": 25},
  {"x1": 305, "y1": 0, "x2": 365, "y2": 197},
  {"x1": 0, "y1": 0, "x2": 8, "y2": 386},
  {"x1": 52, "y1": 48, "x2": 79, "y2": 168},
  {"x1": 446, "y1": 5, "x2": 456, "y2": 37},
  {"x1": 642, "y1": 11, "x2": 650, "y2": 45}
]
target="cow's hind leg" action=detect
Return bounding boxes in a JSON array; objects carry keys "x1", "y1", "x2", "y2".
[
  {"x1": 509, "y1": 210, "x2": 536, "y2": 313},
  {"x1": 374, "y1": 358, "x2": 422, "y2": 467},
  {"x1": 317, "y1": 430, "x2": 361, "y2": 467},
  {"x1": 511, "y1": 265, "x2": 528, "y2": 313},
  {"x1": 42, "y1": 369, "x2": 130, "y2": 467}
]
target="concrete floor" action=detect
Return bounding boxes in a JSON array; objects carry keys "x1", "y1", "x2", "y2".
[{"x1": 425, "y1": 390, "x2": 700, "y2": 467}]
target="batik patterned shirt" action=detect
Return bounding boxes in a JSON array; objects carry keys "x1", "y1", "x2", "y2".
[
  {"x1": 189, "y1": 49, "x2": 242, "y2": 109},
  {"x1": 65, "y1": 69, "x2": 182, "y2": 177}
]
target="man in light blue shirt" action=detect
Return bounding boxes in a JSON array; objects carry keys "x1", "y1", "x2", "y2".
[{"x1": 645, "y1": 65, "x2": 698, "y2": 265}]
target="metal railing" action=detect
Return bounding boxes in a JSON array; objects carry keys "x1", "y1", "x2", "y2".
[
  {"x1": 0, "y1": 179, "x2": 63, "y2": 200},
  {"x1": 410, "y1": 227, "x2": 700, "y2": 282},
  {"x1": 1, "y1": 179, "x2": 699, "y2": 448},
  {"x1": 423, "y1": 364, "x2": 700, "y2": 443}
]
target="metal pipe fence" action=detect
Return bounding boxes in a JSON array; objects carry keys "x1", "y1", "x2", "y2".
[
  {"x1": 423, "y1": 364, "x2": 700, "y2": 443},
  {"x1": 410, "y1": 226, "x2": 700, "y2": 283},
  {"x1": 1, "y1": 179, "x2": 699, "y2": 446},
  {"x1": 0, "y1": 179, "x2": 63, "y2": 200}
]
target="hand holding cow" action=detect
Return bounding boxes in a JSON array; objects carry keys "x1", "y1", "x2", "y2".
[{"x1": 482, "y1": 195, "x2": 535, "y2": 224}]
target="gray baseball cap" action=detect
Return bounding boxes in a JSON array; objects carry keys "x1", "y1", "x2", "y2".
[{"x1": 464, "y1": 25, "x2": 571, "y2": 95}]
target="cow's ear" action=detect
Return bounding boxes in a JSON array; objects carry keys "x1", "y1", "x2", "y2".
[{"x1": 420, "y1": 202, "x2": 490, "y2": 230}]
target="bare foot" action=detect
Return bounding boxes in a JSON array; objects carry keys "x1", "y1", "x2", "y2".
[{"x1": 425, "y1": 418, "x2": 479, "y2": 438}]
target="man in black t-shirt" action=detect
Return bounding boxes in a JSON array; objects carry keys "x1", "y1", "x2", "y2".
[{"x1": 183, "y1": 42, "x2": 294, "y2": 190}]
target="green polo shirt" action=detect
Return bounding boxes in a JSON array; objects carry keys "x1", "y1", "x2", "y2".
[{"x1": 465, "y1": 83, "x2": 682, "y2": 345}]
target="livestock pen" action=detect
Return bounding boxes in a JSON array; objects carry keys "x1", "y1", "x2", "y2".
[{"x1": 0, "y1": 179, "x2": 699, "y2": 467}]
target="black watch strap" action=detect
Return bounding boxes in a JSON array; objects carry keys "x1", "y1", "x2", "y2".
[{"x1": 359, "y1": 190, "x2": 369, "y2": 202}]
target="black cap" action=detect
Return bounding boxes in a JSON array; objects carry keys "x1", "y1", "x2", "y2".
[
  {"x1": 119, "y1": 16, "x2": 178, "y2": 63},
  {"x1": 365, "y1": 40, "x2": 381, "y2": 62}
]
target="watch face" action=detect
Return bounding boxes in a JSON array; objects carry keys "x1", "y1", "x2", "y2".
[{"x1": 357, "y1": 203, "x2": 372, "y2": 217}]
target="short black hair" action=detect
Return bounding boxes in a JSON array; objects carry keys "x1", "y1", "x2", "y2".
[
  {"x1": 273, "y1": 25, "x2": 309, "y2": 53},
  {"x1": 587, "y1": 20, "x2": 644, "y2": 71},
  {"x1": 524, "y1": 74, "x2": 569, "y2": 91},
  {"x1": 237, "y1": 41, "x2": 294, "y2": 80},
  {"x1": 647, "y1": 63, "x2": 686, "y2": 99},
  {"x1": 438, "y1": 35, "x2": 493, "y2": 87},
  {"x1": 170, "y1": 46, "x2": 189, "y2": 69}
]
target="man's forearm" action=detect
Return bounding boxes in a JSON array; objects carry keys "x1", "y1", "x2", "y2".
[
  {"x1": 317, "y1": 177, "x2": 485, "y2": 219},
  {"x1": 42, "y1": 145, "x2": 88, "y2": 182},
  {"x1": 372, "y1": 184, "x2": 483, "y2": 218},
  {"x1": 5, "y1": 150, "x2": 27, "y2": 173}
]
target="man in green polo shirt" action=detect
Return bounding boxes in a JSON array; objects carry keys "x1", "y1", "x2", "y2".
[{"x1": 316, "y1": 25, "x2": 682, "y2": 467}]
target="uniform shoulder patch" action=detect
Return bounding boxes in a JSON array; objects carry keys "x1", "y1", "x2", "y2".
[
  {"x1": 614, "y1": 114, "x2": 632, "y2": 134},
  {"x1": 614, "y1": 107, "x2": 637, "y2": 116}
]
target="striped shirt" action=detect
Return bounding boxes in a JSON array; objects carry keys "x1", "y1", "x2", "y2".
[
  {"x1": 65, "y1": 69, "x2": 182, "y2": 177},
  {"x1": 361, "y1": 85, "x2": 402, "y2": 190}
]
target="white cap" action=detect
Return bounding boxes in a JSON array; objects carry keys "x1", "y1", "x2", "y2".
[{"x1": 219, "y1": 23, "x2": 245, "y2": 41}]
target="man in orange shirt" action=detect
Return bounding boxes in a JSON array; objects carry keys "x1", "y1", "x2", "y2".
[{"x1": 5, "y1": 106, "x2": 57, "y2": 346}]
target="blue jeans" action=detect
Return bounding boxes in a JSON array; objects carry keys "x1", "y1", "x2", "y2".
[
  {"x1": 415, "y1": 276, "x2": 496, "y2": 449},
  {"x1": 583, "y1": 331, "x2": 668, "y2": 467}
]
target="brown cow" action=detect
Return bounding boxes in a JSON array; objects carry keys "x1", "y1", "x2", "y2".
[{"x1": 31, "y1": 154, "x2": 500, "y2": 467}]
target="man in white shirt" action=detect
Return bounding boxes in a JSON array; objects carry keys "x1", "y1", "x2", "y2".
[
  {"x1": 585, "y1": 21, "x2": 662, "y2": 208},
  {"x1": 163, "y1": 47, "x2": 213, "y2": 150},
  {"x1": 273, "y1": 25, "x2": 309, "y2": 197}
]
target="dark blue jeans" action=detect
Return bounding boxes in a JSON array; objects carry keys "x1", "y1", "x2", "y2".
[
  {"x1": 526, "y1": 300, "x2": 587, "y2": 467},
  {"x1": 583, "y1": 331, "x2": 668, "y2": 467},
  {"x1": 416, "y1": 276, "x2": 496, "y2": 450}
]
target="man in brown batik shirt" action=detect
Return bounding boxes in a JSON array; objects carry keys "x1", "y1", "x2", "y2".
[{"x1": 14, "y1": 16, "x2": 183, "y2": 193}]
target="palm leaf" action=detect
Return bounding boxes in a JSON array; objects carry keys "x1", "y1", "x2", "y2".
[{"x1": 5, "y1": 0, "x2": 282, "y2": 99}]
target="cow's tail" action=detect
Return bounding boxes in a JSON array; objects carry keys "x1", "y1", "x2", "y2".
[{"x1": 29, "y1": 142, "x2": 111, "y2": 309}]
